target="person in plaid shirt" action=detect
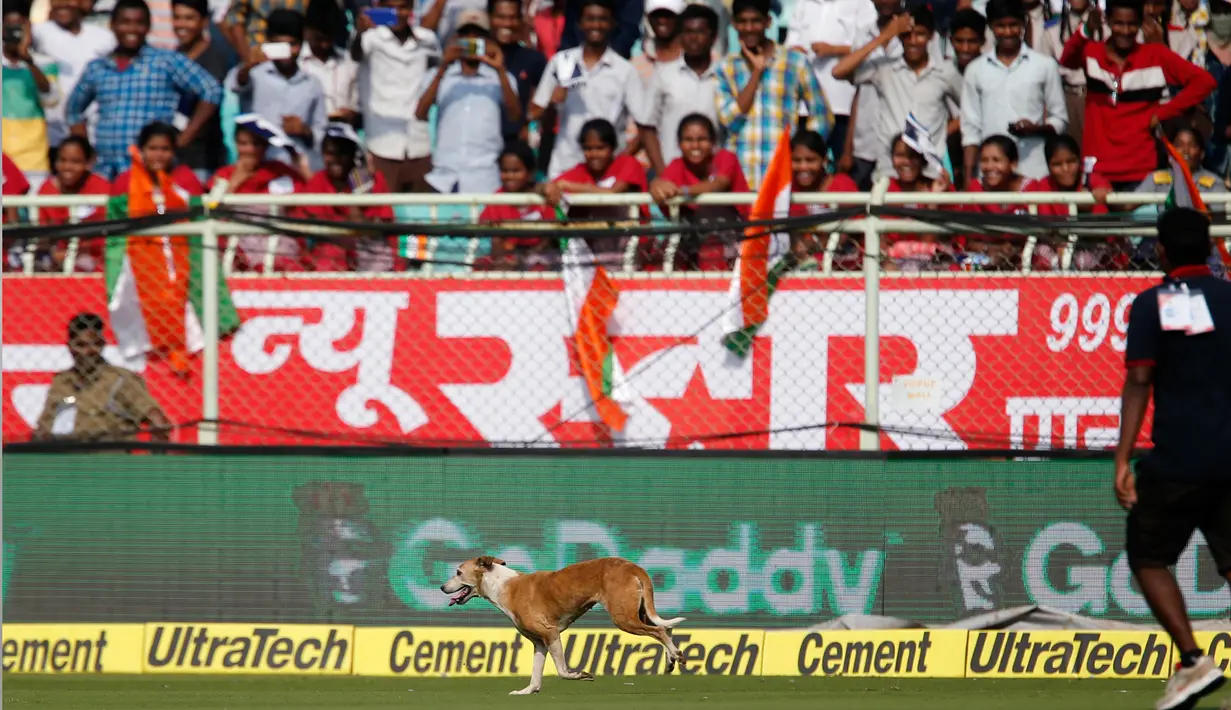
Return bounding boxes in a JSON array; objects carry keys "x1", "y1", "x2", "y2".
[
  {"x1": 65, "y1": 0, "x2": 222, "y2": 179},
  {"x1": 714, "y1": 0, "x2": 830, "y2": 189}
]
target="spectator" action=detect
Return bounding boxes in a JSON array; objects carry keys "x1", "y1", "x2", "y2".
[
  {"x1": 421, "y1": 0, "x2": 486, "y2": 46},
  {"x1": 532, "y1": 0, "x2": 565, "y2": 58},
  {"x1": 65, "y1": 0, "x2": 221, "y2": 179},
  {"x1": 210, "y1": 114, "x2": 308, "y2": 271},
  {"x1": 539, "y1": 118, "x2": 647, "y2": 266},
  {"x1": 1045, "y1": 0, "x2": 1103, "y2": 146},
  {"x1": 111, "y1": 121, "x2": 204, "y2": 199},
  {"x1": 961, "y1": 0, "x2": 1067, "y2": 183},
  {"x1": 716, "y1": 0, "x2": 830, "y2": 189},
  {"x1": 479, "y1": 141, "x2": 558, "y2": 270},
  {"x1": 2, "y1": 152, "x2": 29, "y2": 225},
  {"x1": 490, "y1": 0, "x2": 546, "y2": 146},
  {"x1": 415, "y1": 8, "x2": 520, "y2": 193},
  {"x1": 3, "y1": 3, "x2": 58, "y2": 177},
  {"x1": 227, "y1": 9, "x2": 326, "y2": 171},
  {"x1": 558, "y1": 0, "x2": 643, "y2": 58},
  {"x1": 883, "y1": 133, "x2": 957, "y2": 272},
  {"x1": 841, "y1": 0, "x2": 912, "y2": 188},
  {"x1": 636, "y1": 2, "x2": 720, "y2": 175},
  {"x1": 788, "y1": 129, "x2": 860, "y2": 271},
  {"x1": 1140, "y1": 0, "x2": 1168, "y2": 45},
  {"x1": 300, "y1": 2, "x2": 359, "y2": 124},
  {"x1": 1027, "y1": 133, "x2": 1118, "y2": 269},
  {"x1": 784, "y1": 0, "x2": 876, "y2": 170},
  {"x1": 1166, "y1": 0, "x2": 1207, "y2": 64},
  {"x1": 296, "y1": 123, "x2": 399, "y2": 272},
  {"x1": 966, "y1": 132, "x2": 1028, "y2": 252},
  {"x1": 944, "y1": 9, "x2": 987, "y2": 187},
  {"x1": 833, "y1": 5, "x2": 960, "y2": 181},
  {"x1": 172, "y1": 0, "x2": 232, "y2": 184},
  {"x1": 224, "y1": 0, "x2": 307, "y2": 63},
  {"x1": 32, "y1": 0, "x2": 114, "y2": 147},
  {"x1": 1204, "y1": 0, "x2": 1231, "y2": 174},
  {"x1": 1135, "y1": 125, "x2": 1226, "y2": 208},
  {"x1": 37, "y1": 135, "x2": 111, "y2": 272},
  {"x1": 1022, "y1": 0, "x2": 1049, "y2": 51},
  {"x1": 530, "y1": 0, "x2": 640, "y2": 179},
  {"x1": 1060, "y1": 0, "x2": 1216, "y2": 190},
  {"x1": 628, "y1": 0, "x2": 684, "y2": 169},
  {"x1": 351, "y1": 0, "x2": 441, "y2": 193},
  {"x1": 648, "y1": 113, "x2": 750, "y2": 270},
  {"x1": 33, "y1": 312, "x2": 171, "y2": 442}
]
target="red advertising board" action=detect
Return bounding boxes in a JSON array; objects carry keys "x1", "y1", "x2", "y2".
[{"x1": 1, "y1": 275, "x2": 1154, "y2": 449}]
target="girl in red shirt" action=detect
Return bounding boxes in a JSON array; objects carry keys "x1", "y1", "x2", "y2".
[
  {"x1": 884, "y1": 133, "x2": 957, "y2": 272},
  {"x1": 211, "y1": 118, "x2": 310, "y2": 273},
  {"x1": 649, "y1": 114, "x2": 751, "y2": 271},
  {"x1": 540, "y1": 118, "x2": 648, "y2": 269},
  {"x1": 39, "y1": 137, "x2": 112, "y2": 272},
  {"x1": 479, "y1": 142, "x2": 557, "y2": 271},
  {"x1": 111, "y1": 123, "x2": 204, "y2": 200},
  {"x1": 787, "y1": 131, "x2": 860, "y2": 271},
  {"x1": 1025, "y1": 134, "x2": 1118, "y2": 270},
  {"x1": 296, "y1": 124, "x2": 397, "y2": 272},
  {"x1": 962, "y1": 135, "x2": 1028, "y2": 270}
]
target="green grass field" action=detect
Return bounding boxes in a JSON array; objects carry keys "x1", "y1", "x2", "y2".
[{"x1": 4, "y1": 675, "x2": 1224, "y2": 710}]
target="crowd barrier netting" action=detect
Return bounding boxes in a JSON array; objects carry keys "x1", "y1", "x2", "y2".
[{"x1": 1, "y1": 191, "x2": 1177, "y2": 450}]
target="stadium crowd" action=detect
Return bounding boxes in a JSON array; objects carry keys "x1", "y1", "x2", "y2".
[{"x1": 2, "y1": 0, "x2": 1228, "y2": 272}]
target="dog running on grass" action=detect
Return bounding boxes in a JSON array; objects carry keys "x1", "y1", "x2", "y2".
[{"x1": 440, "y1": 556, "x2": 685, "y2": 695}]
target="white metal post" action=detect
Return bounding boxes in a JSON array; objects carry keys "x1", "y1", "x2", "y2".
[
  {"x1": 860, "y1": 180, "x2": 888, "y2": 451},
  {"x1": 199, "y1": 213, "x2": 220, "y2": 445}
]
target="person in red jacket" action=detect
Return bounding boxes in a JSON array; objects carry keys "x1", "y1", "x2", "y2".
[
  {"x1": 479, "y1": 142, "x2": 557, "y2": 271},
  {"x1": 1059, "y1": 0, "x2": 1216, "y2": 190},
  {"x1": 787, "y1": 130, "x2": 860, "y2": 271},
  {"x1": 38, "y1": 137, "x2": 112, "y2": 272}
]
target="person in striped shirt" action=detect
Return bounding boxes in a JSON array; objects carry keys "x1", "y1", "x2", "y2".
[{"x1": 713, "y1": 0, "x2": 830, "y2": 189}]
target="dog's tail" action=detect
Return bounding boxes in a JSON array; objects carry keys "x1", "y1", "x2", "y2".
[{"x1": 635, "y1": 567, "x2": 685, "y2": 628}]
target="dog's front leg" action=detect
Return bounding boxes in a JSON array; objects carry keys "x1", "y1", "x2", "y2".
[
  {"x1": 548, "y1": 637, "x2": 594, "y2": 681},
  {"x1": 509, "y1": 641, "x2": 547, "y2": 695}
]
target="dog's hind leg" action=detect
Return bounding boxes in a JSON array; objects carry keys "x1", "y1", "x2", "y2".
[
  {"x1": 545, "y1": 631, "x2": 594, "y2": 681},
  {"x1": 605, "y1": 585, "x2": 683, "y2": 673},
  {"x1": 509, "y1": 639, "x2": 547, "y2": 695}
]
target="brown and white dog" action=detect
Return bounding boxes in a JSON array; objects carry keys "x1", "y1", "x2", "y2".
[{"x1": 440, "y1": 556, "x2": 685, "y2": 695}]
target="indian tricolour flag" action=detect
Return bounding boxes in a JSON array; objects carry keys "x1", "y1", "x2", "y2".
[
  {"x1": 1161, "y1": 135, "x2": 1231, "y2": 276},
  {"x1": 105, "y1": 146, "x2": 240, "y2": 373},
  {"x1": 722, "y1": 129, "x2": 794, "y2": 357},
  {"x1": 559, "y1": 214, "x2": 629, "y2": 432}
]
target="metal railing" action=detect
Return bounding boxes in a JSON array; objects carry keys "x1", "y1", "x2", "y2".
[{"x1": 2, "y1": 185, "x2": 1218, "y2": 451}]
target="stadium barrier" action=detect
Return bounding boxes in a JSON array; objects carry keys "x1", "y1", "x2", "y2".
[
  {"x1": 4, "y1": 186, "x2": 1203, "y2": 451},
  {"x1": 12, "y1": 622, "x2": 1231, "y2": 680}
]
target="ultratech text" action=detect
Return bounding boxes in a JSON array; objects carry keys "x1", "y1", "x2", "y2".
[
  {"x1": 968, "y1": 632, "x2": 1168, "y2": 676},
  {"x1": 3, "y1": 632, "x2": 109, "y2": 672},
  {"x1": 796, "y1": 632, "x2": 934, "y2": 675},
  {"x1": 561, "y1": 632, "x2": 760, "y2": 676},
  {"x1": 388, "y1": 632, "x2": 525, "y2": 674},
  {"x1": 145, "y1": 626, "x2": 349, "y2": 670}
]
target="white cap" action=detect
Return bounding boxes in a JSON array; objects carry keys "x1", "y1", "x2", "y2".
[
  {"x1": 645, "y1": 0, "x2": 686, "y2": 15},
  {"x1": 234, "y1": 113, "x2": 295, "y2": 151}
]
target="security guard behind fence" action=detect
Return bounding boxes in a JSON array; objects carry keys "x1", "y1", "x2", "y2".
[
  {"x1": 1116, "y1": 207, "x2": 1231, "y2": 710},
  {"x1": 33, "y1": 313, "x2": 171, "y2": 442}
]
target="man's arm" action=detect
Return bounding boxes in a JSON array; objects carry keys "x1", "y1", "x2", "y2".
[
  {"x1": 420, "y1": 0, "x2": 447, "y2": 33},
  {"x1": 65, "y1": 61, "x2": 99, "y2": 137},
  {"x1": 1116, "y1": 292, "x2": 1159, "y2": 510},
  {"x1": 832, "y1": 15, "x2": 909, "y2": 81},
  {"x1": 528, "y1": 56, "x2": 561, "y2": 122},
  {"x1": 713, "y1": 62, "x2": 746, "y2": 134},
  {"x1": 1041, "y1": 62, "x2": 1069, "y2": 134},
  {"x1": 633, "y1": 73, "x2": 666, "y2": 173},
  {"x1": 170, "y1": 53, "x2": 223, "y2": 147},
  {"x1": 414, "y1": 56, "x2": 453, "y2": 121},
  {"x1": 1155, "y1": 47, "x2": 1218, "y2": 122},
  {"x1": 1058, "y1": 22, "x2": 1091, "y2": 70},
  {"x1": 960, "y1": 68, "x2": 984, "y2": 186},
  {"x1": 497, "y1": 69, "x2": 521, "y2": 122},
  {"x1": 224, "y1": 0, "x2": 252, "y2": 62}
]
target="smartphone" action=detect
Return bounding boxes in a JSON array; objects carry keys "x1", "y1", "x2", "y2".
[
  {"x1": 365, "y1": 6, "x2": 397, "y2": 26},
  {"x1": 261, "y1": 41, "x2": 293, "y2": 61},
  {"x1": 458, "y1": 37, "x2": 486, "y2": 57}
]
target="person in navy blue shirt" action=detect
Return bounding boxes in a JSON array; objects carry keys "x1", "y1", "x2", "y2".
[
  {"x1": 489, "y1": 0, "x2": 545, "y2": 147},
  {"x1": 557, "y1": 0, "x2": 642, "y2": 58},
  {"x1": 1117, "y1": 207, "x2": 1231, "y2": 710}
]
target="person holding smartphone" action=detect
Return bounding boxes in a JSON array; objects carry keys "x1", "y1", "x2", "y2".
[
  {"x1": 226, "y1": 8, "x2": 327, "y2": 171},
  {"x1": 414, "y1": 9, "x2": 520, "y2": 194},
  {"x1": 2, "y1": 3, "x2": 59, "y2": 179}
]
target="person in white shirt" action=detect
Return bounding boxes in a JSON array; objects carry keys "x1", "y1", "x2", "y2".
[
  {"x1": 302, "y1": 9, "x2": 359, "y2": 124},
  {"x1": 529, "y1": 0, "x2": 640, "y2": 179},
  {"x1": 351, "y1": 0, "x2": 441, "y2": 192},
  {"x1": 960, "y1": 0, "x2": 1067, "y2": 183},
  {"x1": 785, "y1": 0, "x2": 876, "y2": 168},
  {"x1": 32, "y1": 0, "x2": 115, "y2": 147}
]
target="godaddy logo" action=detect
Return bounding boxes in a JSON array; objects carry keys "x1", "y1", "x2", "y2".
[{"x1": 386, "y1": 519, "x2": 885, "y2": 617}]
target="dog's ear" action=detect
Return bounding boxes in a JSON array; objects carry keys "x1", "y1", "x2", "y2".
[
  {"x1": 493, "y1": 557, "x2": 506, "y2": 566},
  {"x1": 476, "y1": 555, "x2": 496, "y2": 570}
]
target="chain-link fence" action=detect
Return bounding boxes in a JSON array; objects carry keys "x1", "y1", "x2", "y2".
[{"x1": 2, "y1": 189, "x2": 1217, "y2": 450}]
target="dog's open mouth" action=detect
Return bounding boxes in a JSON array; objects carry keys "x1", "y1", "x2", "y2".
[{"x1": 448, "y1": 585, "x2": 473, "y2": 606}]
